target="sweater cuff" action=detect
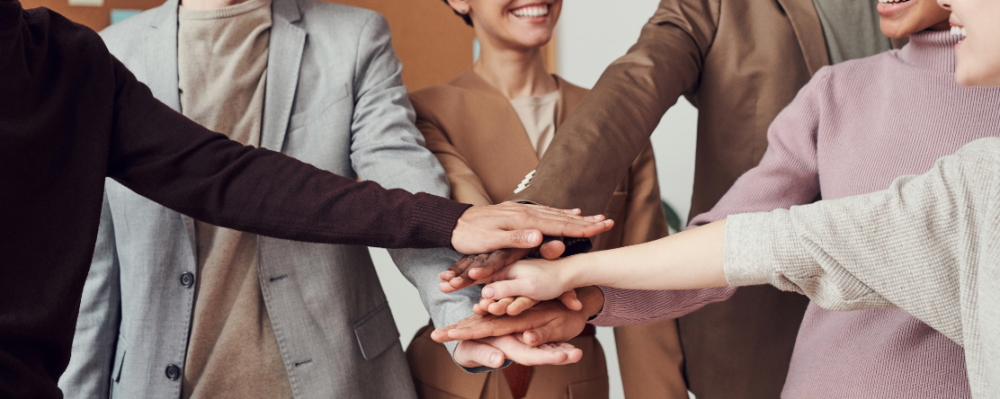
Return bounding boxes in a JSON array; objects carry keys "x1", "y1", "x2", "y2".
[
  {"x1": 409, "y1": 193, "x2": 472, "y2": 249},
  {"x1": 723, "y1": 211, "x2": 813, "y2": 289},
  {"x1": 589, "y1": 286, "x2": 628, "y2": 326}
]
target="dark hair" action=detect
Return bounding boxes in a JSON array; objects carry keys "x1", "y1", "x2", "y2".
[{"x1": 442, "y1": 0, "x2": 473, "y2": 27}]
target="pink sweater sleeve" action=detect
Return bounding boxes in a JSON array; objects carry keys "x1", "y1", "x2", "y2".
[{"x1": 592, "y1": 69, "x2": 831, "y2": 327}]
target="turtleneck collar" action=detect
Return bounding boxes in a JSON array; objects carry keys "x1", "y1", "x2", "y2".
[
  {"x1": 898, "y1": 30, "x2": 961, "y2": 73},
  {"x1": 0, "y1": 0, "x2": 22, "y2": 32}
]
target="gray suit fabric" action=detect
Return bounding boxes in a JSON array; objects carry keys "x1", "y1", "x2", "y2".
[{"x1": 57, "y1": 0, "x2": 482, "y2": 397}]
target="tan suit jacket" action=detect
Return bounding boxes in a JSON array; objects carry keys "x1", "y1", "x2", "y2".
[
  {"x1": 406, "y1": 70, "x2": 686, "y2": 399},
  {"x1": 505, "y1": 0, "x2": 848, "y2": 397}
]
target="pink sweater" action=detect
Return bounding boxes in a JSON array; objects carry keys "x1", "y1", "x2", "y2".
[{"x1": 592, "y1": 31, "x2": 1000, "y2": 397}]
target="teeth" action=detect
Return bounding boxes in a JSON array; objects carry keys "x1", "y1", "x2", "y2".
[
  {"x1": 877, "y1": 0, "x2": 908, "y2": 3},
  {"x1": 512, "y1": 5, "x2": 549, "y2": 18},
  {"x1": 951, "y1": 26, "x2": 967, "y2": 38}
]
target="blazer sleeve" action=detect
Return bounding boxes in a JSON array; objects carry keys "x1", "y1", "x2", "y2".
[
  {"x1": 593, "y1": 66, "x2": 831, "y2": 326},
  {"x1": 104, "y1": 55, "x2": 469, "y2": 249},
  {"x1": 620, "y1": 143, "x2": 671, "y2": 246},
  {"x1": 507, "y1": 0, "x2": 720, "y2": 215},
  {"x1": 724, "y1": 137, "x2": 1000, "y2": 346},
  {"x1": 58, "y1": 190, "x2": 122, "y2": 399},
  {"x1": 339, "y1": 13, "x2": 491, "y2": 369},
  {"x1": 416, "y1": 117, "x2": 494, "y2": 207}
]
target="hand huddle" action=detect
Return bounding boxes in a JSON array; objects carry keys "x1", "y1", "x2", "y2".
[{"x1": 436, "y1": 215, "x2": 609, "y2": 368}]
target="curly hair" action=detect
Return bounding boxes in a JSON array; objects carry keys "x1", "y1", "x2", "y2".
[{"x1": 441, "y1": 0, "x2": 473, "y2": 27}]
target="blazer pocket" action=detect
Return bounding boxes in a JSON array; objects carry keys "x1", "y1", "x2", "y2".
[
  {"x1": 111, "y1": 348, "x2": 126, "y2": 383},
  {"x1": 353, "y1": 302, "x2": 400, "y2": 361},
  {"x1": 288, "y1": 83, "x2": 351, "y2": 130}
]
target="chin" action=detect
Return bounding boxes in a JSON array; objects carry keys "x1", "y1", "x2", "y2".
[
  {"x1": 879, "y1": 23, "x2": 910, "y2": 39},
  {"x1": 956, "y1": 67, "x2": 1000, "y2": 88}
]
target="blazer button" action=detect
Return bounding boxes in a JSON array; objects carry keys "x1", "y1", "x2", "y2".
[
  {"x1": 179, "y1": 272, "x2": 195, "y2": 288},
  {"x1": 165, "y1": 364, "x2": 181, "y2": 381}
]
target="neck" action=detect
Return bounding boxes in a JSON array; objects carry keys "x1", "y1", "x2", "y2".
[
  {"x1": 472, "y1": 38, "x2": 556, "y2": 99},
  {"x1": 181, "y1": 0, "x2": 248, "y2": 10}
]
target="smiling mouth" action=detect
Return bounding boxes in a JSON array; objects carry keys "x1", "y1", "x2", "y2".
[
  {"x1": 511, "y1": 4, "x2": 550, "y2": 19},
  {"x1": 877, "y1": 0, "x2": 911, "y2": 4},
  {"x1": 950, "y1": 25, "x2": 967, "y2": 41}
]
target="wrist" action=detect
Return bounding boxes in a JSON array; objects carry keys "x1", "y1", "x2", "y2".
[
  {"x1": 577, "y1": 286, "x2": 605, "y2": 318},
  {"x1": 555, "y1": 256, "x2": 585, "y2": 293}
]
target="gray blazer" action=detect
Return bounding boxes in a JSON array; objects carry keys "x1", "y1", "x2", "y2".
[{"x1": 57, "y1": 0, "x2": 482, "y2": 397}]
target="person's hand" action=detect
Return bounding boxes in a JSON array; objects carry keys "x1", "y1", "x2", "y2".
[
  {"x1": 471, "y1": 257, "x2": 574, "y2": 305},
  {"x1": 473, "y1": 290, "x2": 581, "y2": 316},
  {"x1": 452, "y1": 335, "x2": 582, "y2": 368},
  {"x1": 435, "y1": 287, "x2": 605, "y2": 346},
  {"x1": 450, "y1": 202, "x2": 613, "y2": 255},
  {"x1": 437, "y1": 239, "x2": 565, "y2": 294}
]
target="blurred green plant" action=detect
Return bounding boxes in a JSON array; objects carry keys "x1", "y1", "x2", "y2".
[{"x1": 661, "y1": 199, "x2": 683, "y2": 233}]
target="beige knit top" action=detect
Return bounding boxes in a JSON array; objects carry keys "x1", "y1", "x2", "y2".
[{"x1": 724, "y1": 137, "x2": 1000, "y2": 398}]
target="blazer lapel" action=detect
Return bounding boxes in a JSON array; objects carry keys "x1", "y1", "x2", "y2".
[
  {"x1": 144, "y1": 0, "x2": 181, "y2": 111},
  {"x1": 143, "y1": 0, "x2": 200, "y2": 253},
  {"x1": 259, "y1": 0, "x2": 306, "y2": 152},
  {"x1": 451, "y1": 71, "x2": 541, "y2": 202},
  {"x1": 776, "y1": 0, "x2": 830, "y2": 75}
]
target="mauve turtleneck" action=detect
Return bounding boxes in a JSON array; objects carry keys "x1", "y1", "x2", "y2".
[
  {"x1": 0, "y1": 3, "x2": 468, "y2": 398},
  {"x1": 594, "y1": 30, "x2": 1000, "y2": 398}
]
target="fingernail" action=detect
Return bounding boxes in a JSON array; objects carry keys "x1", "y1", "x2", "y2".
[
  {"x1": 482, "y1": 286, "x2": 495, "y2": 298},
  {"x1": 439, "y1": 282, "x2": 450, "y2": 290},
  {"x1": 524, "y1": 331, "x2": 535, "y2": 344},
  {"x1": 527, "y1": 231, "x2": 540, "y2": 243},
  {"x1": 490, "y1": 353, "x2": 501, "y2": 367}
]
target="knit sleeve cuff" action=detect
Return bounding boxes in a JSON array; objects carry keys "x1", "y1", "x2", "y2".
[
  {"x1": 723, "y1": 211, "x2": 814, "y2": 291},
  {"x1": 408, "y1": 193, "x2": 472, "y2": 249},
  {"x1": 589, "y1": 286, "x2": 627, "y2": 326}
]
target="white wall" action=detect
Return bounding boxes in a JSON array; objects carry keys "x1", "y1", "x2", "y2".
[{"x1": 373, "y1": 2, "x2": 699, "y2": 398}]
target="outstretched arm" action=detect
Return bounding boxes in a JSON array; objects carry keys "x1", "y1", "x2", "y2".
[{"x1": 106, "y1": 56, "x2": 610, "y2": 252}]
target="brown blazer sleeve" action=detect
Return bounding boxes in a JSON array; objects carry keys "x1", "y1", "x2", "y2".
[
  {"x1": 507, "y1": 0, "x2": 720, "y2": 215},
  {"x1": 106, "y1": 57, "x2": 469, "y2": 249},
  {"x1": 621, "y1": 144, "x2": 671, "y2": 246},
  {"x1": 415, "y1": 117, "x2": 495, "y2": 207}
]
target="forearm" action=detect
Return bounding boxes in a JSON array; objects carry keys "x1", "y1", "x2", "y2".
[
  {"x1": 508, "y1": 21, "x2": 705, "y2": 214},
  {"x1": 108, "y1": 57, "x2": 468, "y2": 249},
  {"x1": 564, "y1": 220, "x2": 729, "y2": 291}
]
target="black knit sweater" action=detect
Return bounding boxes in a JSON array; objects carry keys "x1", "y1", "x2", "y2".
[{"x1": 0, "y1": 2, "x2": 469, "y2": 397}]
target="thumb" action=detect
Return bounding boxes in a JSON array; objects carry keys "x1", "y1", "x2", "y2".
[
  {"x1": 455, "y1": 340, "x2": 505, "y2": 368},
  {"x1": 557, "y1": 290, "x2": 583, "y2": 311},
  {"x1": 482, "y1": 280, "x2": 529, "y2": 300},
  {"x1": 495, "y1": 230, "x2": 543, "y2": 249},
  {"x1": 522, "y1": 327, "x2": 551, "y2": 347}
]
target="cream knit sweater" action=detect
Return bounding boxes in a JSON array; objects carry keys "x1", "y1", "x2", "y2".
[{"x1": 725, "y1": 137, "x2": 1000, "y2": 398}]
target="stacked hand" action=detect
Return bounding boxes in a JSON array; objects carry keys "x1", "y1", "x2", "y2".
[
  {"x1": 450, "y1": 202, "x2": 613, "y2": 255},
  {"x1": 443, "y1": 203, "x2": 610, "y2": 368}
]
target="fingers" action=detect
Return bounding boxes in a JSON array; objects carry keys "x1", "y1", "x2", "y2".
[
  {"x1": 467, "y1": 248, "x2": 530, "y2": 281},
  {"x1": 454, "y1": 340, "x2": 506, "y2": 368},
  {"x1": 482, "y1": 335, "x2": 581, "y2": 366},
  {"x1": 486, "y1": 297, "x2": 515, "y2": 316},
  {"x1": 538, "y1": 240, "x2": 566, "y2": 260},
  {"x1": 440, "y1": 255, "x2": 476, "y2": 283},
  {"x1": 452, "y1": 203, "x2": 612, "y2": 254},
  {"x1": 557, "y1": 290, "x2": 583, "y2": 311},
  {"x1": 482, "y1": 280, "x2": 537, "y2": 302},
  {"x1": 506, "y1": 297, "x2": 539, "y2": 316}
]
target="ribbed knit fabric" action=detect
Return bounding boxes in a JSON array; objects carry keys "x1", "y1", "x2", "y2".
[
  {"x1": 592, "y1": 31, "x2": 1000, "y2": 397},
  {"x1": 723, "y1": 137, "x2": 1000, "y2": 398}
]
